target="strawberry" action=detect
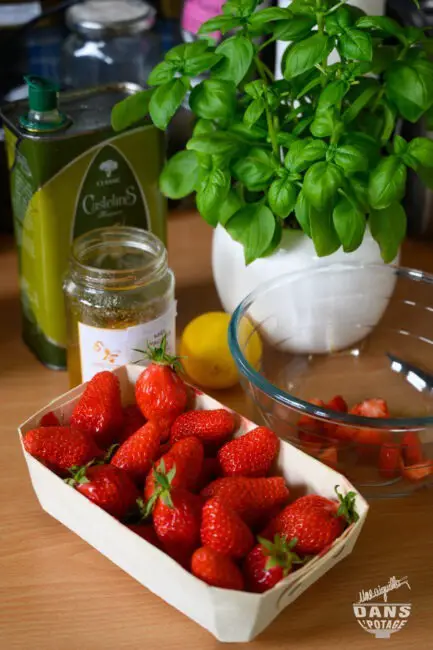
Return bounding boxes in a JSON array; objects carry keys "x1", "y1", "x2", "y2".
[
  {"x1": 71, "y1": 371, "x2": 123, "y2": 448},
  {"x1": 201, "y1": 498, "x2": 254, "y2": 559},
  {"x1": 144, "y1": 437, "x2": 204, "y2": 504},
  {"x1": 402, "y1": 460, "x2": 433, "y2": 482},
  {"x1": 326, "y1": 396, "x2": 348, "y2": 413},
  {"x1": 191, "y1": 546, "x2": 244, "y2": 591},
  {"x1": 201, "y1": 476, "x2": 289, "y2": 526},
  {"x1": 39, "y1": 411, "x2": 61, "y2": 427},
  {"x1": 153, "y1": 488, "x2": 202, "y2": 561},
  {"x1": 135, "y1": 336, "x2": 188, "y2": 422},
  {"x1": 119, "y1": 405, "x2": 146, "y2": 444},
  {"x1": 401, "y1": 432, "x2": 424, "y2": 466},
  {"x1": 170, "y1": 409, "x2": 235, "y2": 447},
  {"x1": 244, "y1": 535, "x2": 303, "y2": 593},
  {"x1": 23, "y1": 426, "x2": 101, "y2": 476},
  {"x1": 111, "y1": 420, "x2": 161, "y2": 484},
  {"x1": 297, "y1": 399, "x2": 325, "y2": 449},
  {"x1": 263, "y1": 488, "x2": 359, "y2": 555},
  {"x1": 315, "y1": 446, "x2": 338, "y2": 470},
  {"x1": 196, "y1": 457, "x2": 221, "y2": 491},
  {"x1": 379, "y1": 443, "x2": 402, "y2": 479},
  {"x1": 127, "y1": 523, "x2": 161, "y2": 547},
  {"x1": 218, "y1": 426, "x2": 279, "y2": 478},
  {"x1": 66, "y1": 464, "x2": 139, "y2": 519}
]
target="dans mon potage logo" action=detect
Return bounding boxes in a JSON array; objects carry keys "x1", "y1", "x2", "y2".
[{"x1": 353, "y1": 576, "x2": 412, "y2": 639}]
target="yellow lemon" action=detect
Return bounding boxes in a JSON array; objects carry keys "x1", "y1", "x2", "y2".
[{"x1": 180, "y1": 311, "x2": 262, "y2": 390}]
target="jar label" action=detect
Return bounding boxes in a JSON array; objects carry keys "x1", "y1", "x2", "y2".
[{"x1": 78, "y1": 302, "x2": 176, "y2": 382}]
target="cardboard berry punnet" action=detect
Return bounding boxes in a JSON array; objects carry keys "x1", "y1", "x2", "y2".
[{"x1": 18, "y1": 365, "x2": 369, "y2": 643}]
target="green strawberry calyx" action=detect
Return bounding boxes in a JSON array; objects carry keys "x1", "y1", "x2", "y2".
[
  {"x1": 258, "y1": 535, "x2": 304, "y2": 576},
  {"x1": 64, "y1": 461, "x2": 94, "y2": 487},
  {"x1": 133, "y1": 334, "x2": 183, "y2": 371},
  {"x1": 335, "y1": 485, "x2": 360, "y2": 525},
  {"x1": 142, "y1": 458, "x2": 177, "y2": 517}
]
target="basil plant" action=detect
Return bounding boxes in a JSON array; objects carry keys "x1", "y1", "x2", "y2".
[{"x1": 112, "y1": 0, "x2": 433, "y2": 264}]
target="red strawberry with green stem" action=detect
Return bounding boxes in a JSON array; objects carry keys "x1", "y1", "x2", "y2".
[
  {"x1": 153, "y1": 488, "x2": 202, "y2": 563},
  {"x1": 263, "y1": 487, "x2": 359, "y2": 555},
  {"x1": 23, "y1": 426, "x2": 102, "y2": 476},
  {"x1": 65, "y1": 463, "x2": 139, "y2": 519},
  {"x1": 111, "y1": 420, "x2": 161, "y2": 484},
  {"x1": 135, "y1": 335, "x2": 188, "y2": 422},
  {"x1": 71, "y1": 371, "x2": 123, "y2": 448},
  {"x1": 218, "y1": 426, "x2": 279, "y2": 478},
  {"x1": 201, "y1": 476, "x2": 289, "y2": 527},
  {"x1": 170, "y1": 409, "x2": 235, "y2": 448},
  {"x1": 191, "y1": 546, "x2": 244, "y2": 591},
  {"x1": 201, "y1": 498, "x2": 254, "y2": 559},
  {"x1": 244, "y1": 535, "x2": 304, "y2": 593}
]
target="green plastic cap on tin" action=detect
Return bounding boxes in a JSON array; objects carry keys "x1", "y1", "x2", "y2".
[{"x1": 25, "y1": 75, "x2": 59, "y2": 112}]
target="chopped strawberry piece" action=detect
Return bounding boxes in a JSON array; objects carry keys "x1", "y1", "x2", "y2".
[
  {"x1": 401, "y1": 432, "x2": 424, "y2": 466},
  {"x1": 402, "y1": 460, "x2": 433, "y2": 482},
  {"x1": 39, "y1": 411, "x2": 61, "y2": 427},
  {"x1": 326, "y1": 396, "x2": 348, "y2": 413},
  {"x1": 379, "y1": 443, "x2": 403, "y2": 479},
  {"x1": 316, "y1": 446, "x2": 338, "y2": 469},
  {"x1": 298, "y1": 398, "x2": 325, "y2": 448}
]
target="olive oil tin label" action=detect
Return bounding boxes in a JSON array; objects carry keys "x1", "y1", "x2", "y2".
[{"x1": 1, "y1": 82, "x2": 166, "y2": 370}]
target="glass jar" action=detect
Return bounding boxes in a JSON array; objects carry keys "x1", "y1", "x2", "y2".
[
  {"x1": 61, "y1": 0, "x2": 160, "y2": 89},
  {"x1": 64, "y1": 226, "x2": 176, "y2": 387}
]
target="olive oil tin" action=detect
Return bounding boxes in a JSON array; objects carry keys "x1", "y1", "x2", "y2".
[{"x1": 0, "y1": 77, "x2": 166, "y2": 369}]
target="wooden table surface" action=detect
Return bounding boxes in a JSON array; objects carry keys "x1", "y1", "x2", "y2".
[{"x1": 0, "y1": 212, "x2": 432, "y2": 649}]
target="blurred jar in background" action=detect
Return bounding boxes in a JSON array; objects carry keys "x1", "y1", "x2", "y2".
[{"x1": 61, "y1": 0, "x2": 160, "y2": 89}]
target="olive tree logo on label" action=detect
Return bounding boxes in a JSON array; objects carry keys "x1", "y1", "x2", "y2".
[{"x1": 353, "y1": 576, "x2": 412, "y2": 639}]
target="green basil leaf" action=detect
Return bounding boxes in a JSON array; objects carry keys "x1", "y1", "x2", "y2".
[
  {"x1": 285, "y1": 139, "x2": 327, "y2": 173},
  {"x1": 213, "y1": 35, "x2": 254, "y2": 85},
  {"x1": 225, "y1": 0, "x2": 259, "y2": 18},
  {"x1": 148, "y1": 61, "x2": 177, "y2": 86},
  {"x1": 295, "y1": 191, "x2": 312, "y2": 236},
  {"x1": 193, "y1": 118, "x2": 215, "y2": 136},
  {"x1": 111, "y1": 89, "x2": 153, "y2": 131},
  {"x1": 293, "y1": 116, "x2": 314, "y2": 136},
  {"x1": 310, "y1": 207, "x2": 341, "y2": 257},
  {"x1": 244, "y1": 97, "x2": 266, "y2": 128},
  {"x1": 368, "y1": 156, "x2": 407, "y2": 210},
  {"x1": 217, "y1": 189, "x2": 244, "y2": 226},
  {"x1": 303, "y1": 161, "x2": 343, "y2": 210},
  {"x1": 277, "y1": 132, "x2": 297, "y2": 148},
  {"x1": 184, "y1": 53, "x2": 222, "y2": 77},
  {"x1": 289, "y1": 0, "x2": 317, "y2": 16},
  {"x1": 187, "y1": 132, "x2": 240, "y2": 155},
  {"x1": 232, "y1": 147, "x2": 275, "y2": 190},
  {"x1": 166, "y1": 42, "x2": 207, "y2": 65},
  {"x1": 334, "y1": 145, "x2": 368, "y2": 173},
  {"x1": 407, "y1": 137, "x2": 433, "y2": 167},
  {"x1": 296, "y1": 74, "x2": 323, "y2": 100},
  {"x1": 244, "y1": 79, "x2": 266, "y2": 99},
  {"x1": 356, "y1": 16, "x2": 404, "y2": 38},
  {"x1": 262, "y1": 219, "x2": 283, "y2": 257},
  {"x1": 229, "y1": 122, "x2": 268, "y2": 142},
  {"x1": 283, "y1": 33, "x2": 332, "y2": 80},
  {"x1": 340, "y1": 132, "x2": 380, "y2": 168},
  {"x1": 274, "y1": 15, "x2": 316, "y2": 42},
  {"x1": 349, "y1": 174, "x2": 369, "y2": 212},
  {"x1": 369, "y1": 203, "x2": 407, "y2": 263},
  {"x1": 248, "y1": 6, "x2": 289, "y2": 27},
  {"x1": 342, "y1": 84, "x2": 378, "y2": 124},
  {"x1": 332, "y1": 196, "x2": 366, "y2": 252},
  {"x1": 268, "y1": 178, "x2": 297, "y2": 218},
  {"x1": 405, "y1": 25, "x2": 424, "y2": 45},
  {"x1": 386, "y1": 58, "x2": 433, "y2": 123},
  {"x1": 159, "y1": 150, "x2": 199, "y2": 199},
  {"x1": 378, "y1": 98, "x2": 397, "y2": 145},
  {"x1": 325, "y1": 7, "x2": 353, "y2": 36},
  {"x1": 317, "y1": 80, "x2": 350, "y2": 113},
  {"x1": 198, "y1": 15, "x2": 242, "y2": 34},
  {"x1": 311, "y1": 107, "x2": 339, "y2": 138},
  {"x1": 226, "y1": 203, "x2": 276, "y2": 264},
  {"x1": 189, "y1": 79, "x2": 236, "y2": 120},
  {"x1": 371, "y1": 45, "x2": 399, "y2": 75},
  {"x1": 339, "y1": 28, "x2": 372, "y2": 62},
  {"x1": 394, "y1": 135, "x2": 408, "y2": 156},
  {"x1": 197, "y1": 168, "x2": 231, "y2": 221},
  {"x1": 149, "y1": 78, "x2": 188, "y2": 130}
]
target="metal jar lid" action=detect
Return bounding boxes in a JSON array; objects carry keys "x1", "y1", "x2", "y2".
[{"x1": 66, "y1": 0, "x2": 156, "y2": 38}]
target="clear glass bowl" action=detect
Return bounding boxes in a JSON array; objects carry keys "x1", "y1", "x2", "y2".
[{"x1": 228, "y1": 264, "x2": 433, "y2": 498}]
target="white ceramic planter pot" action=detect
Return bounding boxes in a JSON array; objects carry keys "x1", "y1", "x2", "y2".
[{"x1": 212, "y1": 226, "x2": 399, "y2": 353}]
